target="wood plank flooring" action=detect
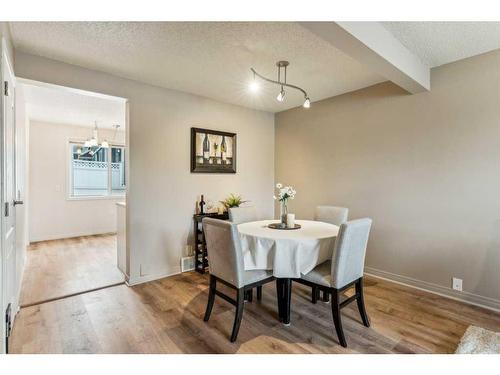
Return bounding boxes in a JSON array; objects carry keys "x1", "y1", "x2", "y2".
[
  {"x1": 10, "y1": 271, "x2": 500, "y2": 354},
  {"x1": 19, "y1": 234, "x2": 124, "y2": 307}
]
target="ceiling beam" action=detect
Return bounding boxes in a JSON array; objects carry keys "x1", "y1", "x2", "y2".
[{"x1": 299, "y1": 22, "x2": 430, "y2": 94}]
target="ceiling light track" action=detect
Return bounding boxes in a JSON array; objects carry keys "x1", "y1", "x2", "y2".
[{"x1": 250, "y1": 61, "x2": 311, "y2": 108}]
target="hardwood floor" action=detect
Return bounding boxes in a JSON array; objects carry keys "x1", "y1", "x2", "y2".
[
  {"x1": 19, "y1": 234, "x2": 124, "y2": 307},
  {"x1": 10, "y1": 271, "x2": 500, "y2": 353}
]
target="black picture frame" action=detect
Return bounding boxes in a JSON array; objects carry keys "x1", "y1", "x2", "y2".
[{"x1": 191, "y1": 127, "x2": 237, "y2": 173}]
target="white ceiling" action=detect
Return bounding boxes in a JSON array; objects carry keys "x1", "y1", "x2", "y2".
[
  {"x1": 10, "y1": 22, "x2": 385, "y2": 113},
  {"x1": 382, "y1": 22, "x2": 500, "y2": 67},
  {"x1": 22, "y1": 83, "x2": 126, "y2": 129},
  {"x1": 10, "y1": 22, "x2": 500, "y2": 113}
]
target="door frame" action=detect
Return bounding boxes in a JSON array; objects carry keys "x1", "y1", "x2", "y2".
[{"x1": 0, "y1": 36, "x2": 16, "y2": 355}]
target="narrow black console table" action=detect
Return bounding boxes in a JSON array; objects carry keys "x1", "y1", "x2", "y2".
[{"x1": 193, "y1": 212, "x2": 229, "y2": 273}]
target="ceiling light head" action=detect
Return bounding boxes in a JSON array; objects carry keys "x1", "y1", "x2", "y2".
[
  {"x1": 277, "y1": 89, "x2": 285, "y2": 102},
  {"x1": 101, "y1": 140, "x2": 109, "y2": 149},
  {"x1": 249, "y1": 80, "x2": 260, "y2": 93},
  {"x1": 303, "y1": 97, "x2": 311, "y2": 108}
]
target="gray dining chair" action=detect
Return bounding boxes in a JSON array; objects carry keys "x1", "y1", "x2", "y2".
[
  {"x1": 202, "y1": 217, "x2": 274, "y2": 342},
  {"x1": 295, "y1": 218, "x2": 372, "y2": 347},
  {"x1": 228, "y1": 206, "x2": 262, "y2": 300},
  {"x1": 314, "y1": 205, "x2": 349, "y2": 226},
  {"x1": 313, "y1": 205, "x2": 349, "y2": 302},
  {"x1": 228, "y1": 206, "x2": 258, "y2": 224}
]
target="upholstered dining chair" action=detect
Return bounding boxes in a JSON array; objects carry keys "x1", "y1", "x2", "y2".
[
  {"x1": 228, "y1": 206, "x2": 258, "y2": 224},
  {"x1": 228, "y1": 206, "x2": 262, "y2": 300},
  {"x1": 313, "y1": 205, "x2": 349, "y2": 302},
  {"x1": 295, "y1": 218, "x2": 372, "y2": 347},
  {"x1": 314, "y1": 205, "x2": 349, "y2": 226},
  {"x1": 202, "y1": 218, "x2": 274, "y2": 342}
]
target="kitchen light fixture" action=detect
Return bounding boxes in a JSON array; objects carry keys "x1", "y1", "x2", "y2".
[
  {"x1": 251, "y1": 61, "x2": 310, "y2": 108},
  {"x1": 84, "y1": 121, "x2": 109, "y2": 149},
  {"x1": 101, "y1": 124, "x2": 120, "y2": 149}
]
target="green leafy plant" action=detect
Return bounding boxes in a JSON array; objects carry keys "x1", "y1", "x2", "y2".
[{"x1": 220, "y1": 193, "x2": 248, "y2": 209}]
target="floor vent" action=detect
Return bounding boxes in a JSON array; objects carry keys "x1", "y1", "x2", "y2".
[{"x1": 181, "y1": 256, "x2": 195, "y2": 272}]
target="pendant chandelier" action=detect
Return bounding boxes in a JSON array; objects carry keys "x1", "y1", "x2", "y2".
[
  {"x1": 77, "y1": 124, "x2": 120, "y2": 158},
  {"x1": 84, "y1": 121, "x2": 109, "y2": 149},
  {"x1": 250, "y1": 61, "x2": 311, "y2": 108}
]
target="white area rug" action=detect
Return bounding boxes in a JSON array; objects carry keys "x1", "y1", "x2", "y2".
[{"x1": 455, "y1": 325, "x2": 500, "y2": 354}]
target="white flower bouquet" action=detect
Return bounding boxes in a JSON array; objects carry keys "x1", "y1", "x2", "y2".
[
  {"x1": 273, "y1": 183, "x2": 296, "y2": 226},
  {"x1": 273, "y1": 183, "x2": 297, "y2": 202}
]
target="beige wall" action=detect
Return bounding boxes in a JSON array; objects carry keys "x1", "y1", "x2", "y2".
[
  {"x1": 29, "y1": 121, "x2": 126, "y2": 242},
  {"x1": 16, "y1": 52, "x2": 275, "y2": 283},
  {"x1": 276, "y1": 50, "x2": 500, "y2": 308}
]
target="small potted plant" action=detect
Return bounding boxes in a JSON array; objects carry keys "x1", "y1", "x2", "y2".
[{"x1": 220, "y1": 193, "x2": 248, "y2": 211}]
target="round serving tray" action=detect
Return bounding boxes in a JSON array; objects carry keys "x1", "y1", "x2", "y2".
[{"x1": 268, "y1": 223, "x2": 302, "y2": 230}]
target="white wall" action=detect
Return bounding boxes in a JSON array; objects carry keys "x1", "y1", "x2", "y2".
[
  {"x1": 15, "y1": 52, "x2": 275, "y2": 284},
  {"x1": 275, "y1": 50, "x2": 500, "y2": 310},
  {"x1": 14, "y1": 84, "x2": 28, "y2": 310},
  {"x1": 29, "y1": 120, "x2": 126, "y2": 242}
]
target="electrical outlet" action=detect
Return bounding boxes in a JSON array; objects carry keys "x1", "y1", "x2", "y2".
[{"x1": 452, "y1": 277, "x2": 463, "y2": 291}]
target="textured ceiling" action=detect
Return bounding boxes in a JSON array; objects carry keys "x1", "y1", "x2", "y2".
[
  {"x1": 382, "y1": 22, "x2": 500, "y2": 67},
  {"x1": 22, "y1": 83, "x2": 126, "y2": 129},
  {"x1": 10, "y1": 22, "x2": 385, "y2": 113}
]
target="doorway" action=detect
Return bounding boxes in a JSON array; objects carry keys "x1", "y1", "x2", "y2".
[{"x1": 16, "y1": 79, "x2": 128, "y2": 307}]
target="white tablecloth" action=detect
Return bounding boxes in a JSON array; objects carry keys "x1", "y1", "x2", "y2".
[{"x1": 238, "y1": 220, "x2": 339, "y2": 278}]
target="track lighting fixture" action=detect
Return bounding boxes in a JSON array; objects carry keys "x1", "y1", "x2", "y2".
[{"x1": 250, "y1": 60, "x2": 311, "y2": 109}]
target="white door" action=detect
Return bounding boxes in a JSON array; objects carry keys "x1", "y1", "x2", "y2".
[{"x1": 1, "y1": 42, "x2": 16, "y2": 354}]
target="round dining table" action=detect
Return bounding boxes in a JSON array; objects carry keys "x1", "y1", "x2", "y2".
[{"x1": 237, "y1": 219, "x2": 339, "y2": 324}]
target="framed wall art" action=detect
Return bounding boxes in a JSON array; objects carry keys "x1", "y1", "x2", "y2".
[{"x1": 190, "y1": 127, "x2": 237, "y2": 173}]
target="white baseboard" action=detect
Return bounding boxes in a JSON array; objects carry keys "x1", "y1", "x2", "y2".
[
  {"x1": 30, "y1": 231, "x2": 117, "y2": 243},
  {"x1": 365, "y1": 266, "x2": 500, "y2": 313},
  {"x1": 125, "y1": 269, "x2": 181, "y2": 286}
]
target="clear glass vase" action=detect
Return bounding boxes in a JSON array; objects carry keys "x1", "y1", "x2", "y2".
[{"x1": 280, "y1": 200, "x2": 288, "y2": 227}]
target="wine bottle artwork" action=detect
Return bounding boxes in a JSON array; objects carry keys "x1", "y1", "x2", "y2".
[
  {"x1": 191, "y1": 127, "x2": 236, "y2": 173},
  {"x1": 203, "y1": 133, "x2": 210, "y2": 163},
  {"x1": 220, "y1": 136, "x2": 227, "y2": 164},
  {"x1": 213, "y1": 142, "x2": 220, "y2": 164}
]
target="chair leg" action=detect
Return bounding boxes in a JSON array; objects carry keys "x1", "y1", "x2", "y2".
[
  {"x1": 204, "y1": 275, "x2": 216, "y2": 322},
  {"x1": 311, "y1": 286, "x2": 319, "y2": 304},
  {"x1": 257, "y1": 286, "x2": 262, "y2": 301},
  {"x1": 331, "y1": 289, "x2": 347, "y2": 347},
  {"x1": 355, "y1": 278, "x2": 370, "y2": 327},
  {"x1": 230, "y1": 288, "x2": 245, "y2": 342},
  {"x1": 322, "y1": 290, "x2": 330, "y2": 302},
  {"x1": 245, "y1": 289, "x2": 253, "y2": 302}
]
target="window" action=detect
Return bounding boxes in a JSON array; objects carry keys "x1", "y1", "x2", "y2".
[{"x1": 69, "y1": 142, "x2": 126, "y2": 198}]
